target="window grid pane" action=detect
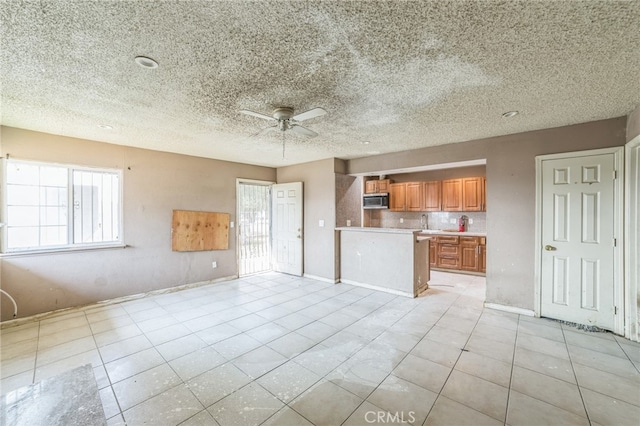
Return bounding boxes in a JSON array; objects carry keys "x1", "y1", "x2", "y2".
[{"x1": 5, "y1": 161, "x2": 120, "y2": 251}]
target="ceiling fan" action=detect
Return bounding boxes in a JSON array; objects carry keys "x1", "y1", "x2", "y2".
[{"x1": 239, "y1": 106, "x2": 327, "y2": 138}]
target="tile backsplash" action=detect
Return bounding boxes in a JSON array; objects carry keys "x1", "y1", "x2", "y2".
[{"x1": 366, "y1": 210, "x2": 486, "y2": 233}]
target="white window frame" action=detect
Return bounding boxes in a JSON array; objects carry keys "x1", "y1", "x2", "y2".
[{"x1": 1, "y1": 158, "x2": 124, "y2": 255}]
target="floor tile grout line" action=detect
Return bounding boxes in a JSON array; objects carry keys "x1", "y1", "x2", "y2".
[
  {"x1": 422, "y1": 279, "x2": 502, "y2": 425},
  {"x1": 503, "y1": 315, "x2": 522, "y2": 425},
  {"x1": 559, "y1": 322, "x2": 592, "y2": 424}
]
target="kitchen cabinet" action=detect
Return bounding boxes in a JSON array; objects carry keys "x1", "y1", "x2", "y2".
[
  {"x1": 432, "y1": 234, "x2": 486, "y2": 274},
  {"x1": 389, "y1": 183, "x2": 406, "y2": 211},
  {"x1": 390, "y1": 182, "x2": 423, "y2": 212},
  {"x1": 423, "y1": 181, "x2": 441, "y2": 211},
  {"x1": 479, "y1": 237, "x2": 486, "y2": 272},
  {"x1": 436, "y1": 235, "x2": 461, "y2": 269},
  {"x1": 443, "y1": 177, "x2": 486, "y2": 212},
  {"x1": 460, "y1": 236, "x2": 480, "y2": 271},
  {"x1": 406, "y1": 182, "x2": 423, "y2": 211},
  {"x1": 462, "y1": 177, "x2": 483, "y2": 211},
  {"x1": 365, "y1": 179, "x2": 392, "y2": 194},
  {"x1": 441, "y1": 179, "x2": 463, "y2": 211}
]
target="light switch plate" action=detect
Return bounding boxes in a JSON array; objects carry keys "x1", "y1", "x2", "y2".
[
  {"x1": 319, "y1": 219, "x2": 325, "y2": 227},
  {"x1": 346, "y1": 220, "x2": 351, "y2": 227},
  {"x1": 230, "y1": 221, "x2": 234, "y2": 228},
  {"x1": 400, "y1": 218, "x2": 404, "y2": 223}
]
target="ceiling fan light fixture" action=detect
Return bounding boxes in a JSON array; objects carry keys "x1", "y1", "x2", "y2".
[
  {"x1": 135, "y1": 56, "x2": 159, "y2": 69},
  {"x1": 97, "y1": 124, "x2": 113, "y2": 130},
  {"x1": 502, "y1": 110, "x2": 519, "y2": 118}
]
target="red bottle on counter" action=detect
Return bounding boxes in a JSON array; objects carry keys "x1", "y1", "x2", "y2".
[{"x1": 458, "y1": 216, "x2": 466, "y2": 232}]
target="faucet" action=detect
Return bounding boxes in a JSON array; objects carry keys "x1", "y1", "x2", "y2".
[{"x1": 421, "y1": 214, "x2": 428, "y2": 230}]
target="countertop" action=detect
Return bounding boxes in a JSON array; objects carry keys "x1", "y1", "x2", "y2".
[{"x1": 335, "y1": 227, "x2": 486, "y2": 237}]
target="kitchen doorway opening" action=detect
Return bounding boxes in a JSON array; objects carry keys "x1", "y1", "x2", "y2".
[{"x1": 237, "y1": 179, "x2": 273, "y2": 276}]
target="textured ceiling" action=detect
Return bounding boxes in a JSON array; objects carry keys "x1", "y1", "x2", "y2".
[{"x1": 1, "y1": 1, "x2": 639, "y2": 167}]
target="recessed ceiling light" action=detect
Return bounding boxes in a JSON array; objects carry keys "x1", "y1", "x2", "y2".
[
  {"x1": 502, "y1": 111, "x2": 519, "y2": 118},
  {"x1": 98, "y1": 124, "x2": 113, "y2": 130},
  {"x1": 361, "y1": 141, "x2": 371, "y2": 145},
  {"x1": 135, "y1": 56, "x2": 159, "y2": 69}
]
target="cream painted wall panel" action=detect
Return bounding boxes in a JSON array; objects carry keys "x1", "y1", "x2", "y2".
[{"x1": 0, "y1": 127, "x2": 275, "y2": 320}]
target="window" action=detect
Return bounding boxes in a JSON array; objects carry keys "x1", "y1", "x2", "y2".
[{"x1": 3, "y1": 160, "x2": 122, "y2": 253}]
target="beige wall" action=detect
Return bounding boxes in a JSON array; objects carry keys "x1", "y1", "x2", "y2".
[
  {"x1": 277, "y1": 158, "x2": 338, "y2": 281},
  {"x1": 0, "y1": 127, "x2": 275, "y2": 320},
  {"x1": 349, "y1": 117, "x2": 627, "y2": 311}
]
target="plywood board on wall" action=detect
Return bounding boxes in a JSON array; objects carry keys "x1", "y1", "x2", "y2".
[{"x1": 172, "y1": 210, "x2": 229, "y2": 251}]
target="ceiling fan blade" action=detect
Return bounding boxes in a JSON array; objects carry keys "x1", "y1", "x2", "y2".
[
  {"x1": 291, "y1": 107, "x2": 326, "y2": 122},
  {"x1": 250, "y1": 124, "x2": 278, "y2": 137},
  {"x1": 289, "y1": 124, "x2": 318, "y2": 138},
  {"x1": 240, "y1": 109, "x2": 275, "y2": 121}
]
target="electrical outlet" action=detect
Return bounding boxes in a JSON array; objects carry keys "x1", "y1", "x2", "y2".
[
  {"x1": 400, "y1": 218, "x2": 404, "y2": 223},
  {"x1": 468, "y1": 218, "x2": 473, "y2": 224},
  {"x1": 346, "y1": 219, "x2": 351, "y2": 227},
  {"x1": 450, "y1": 218, "x2": 456, "y2": 224},
  {"x1": 230, "y1": 221, "x2": 234, "y2": 228},
  {"x1": 212, "y1": 261, "x2": 217, "y2": 269}
]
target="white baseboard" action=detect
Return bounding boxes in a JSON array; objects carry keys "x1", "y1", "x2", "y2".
[
  {"x1": 484, "y1": 302, "x2": 535, "y2": 317},
  {"x1": 339, "y1": 279, "x2": 414, "y2": 298},
  {"x1": 303, "y1": 274, "x2": 339, "y2": 284},
  {"x1": 0, "y1": 275, "x2": 238, "y2": 328}
]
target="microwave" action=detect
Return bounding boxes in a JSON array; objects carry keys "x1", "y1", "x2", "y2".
[{"x1": 363, "y1": 193, "x2": 389, "y2": 209}]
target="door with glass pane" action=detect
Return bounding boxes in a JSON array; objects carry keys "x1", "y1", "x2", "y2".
[{"x1": 237, "y1": 181, "x2": 272, "y2": 276}]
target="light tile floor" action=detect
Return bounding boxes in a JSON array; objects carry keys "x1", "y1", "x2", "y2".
[{"x1": 1, "y1": 271, "x2": 639, "y2": 425}]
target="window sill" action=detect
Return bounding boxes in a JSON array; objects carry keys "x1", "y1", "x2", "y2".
[{"x1": 0, "y1": 244, "x2": 127, "y2": 258}]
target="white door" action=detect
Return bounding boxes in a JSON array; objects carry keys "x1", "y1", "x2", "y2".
[
  {"x1": 540, "y1": 153, "x2": 616, "y2": 330},
  {"x1": 272, "y1": 182, "x2": 303, "y2": 276}
]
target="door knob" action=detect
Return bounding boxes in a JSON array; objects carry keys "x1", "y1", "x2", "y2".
[{"x1": 545, "y1": 245, "x2": 556, "y2": 251}]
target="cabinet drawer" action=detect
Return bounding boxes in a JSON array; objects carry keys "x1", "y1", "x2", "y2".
[
  {"x1": 460, "y1": 236, "x2": 479, "y2": 244},
  {"x1": 479, "y1": 237, "x2": 486, "y2": 245},
  {"x1": 437, "y1": 256, "x2": 461, "y2": 269},
  {"x1": 438, "y1": 244, "x2": 460, "y2": 256},
  {"x1": 436, "y1": 236, "x2": 459, "y2": 244}
]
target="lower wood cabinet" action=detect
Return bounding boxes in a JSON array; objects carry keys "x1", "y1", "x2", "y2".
[
  {"x1": 434, "y1": 235, "x2": 486, "y2": 273},
  {"x1": 436, "y1": 236, "x2": 461, "y2": 269},
  {"x1": 460, "y1": 236, "x2": 480, "y2": 271}
]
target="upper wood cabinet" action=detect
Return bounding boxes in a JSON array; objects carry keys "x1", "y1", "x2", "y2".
[
  {"x1": 441, "y1": 179, "x2": 463, "y2": 211},
  {"x1": 442, "y1": 177, "x2": 486, "y2": 212},
  {"x1": 389, "y1": 183, "x2": 406, "y2": 211},
  {"x1": 462, "y1": 177, "x2": 483, "y2": 211},
  {"x1": 423, "y1": 181, "x2": 441, "y2": 211},
  {"x1": 390, "y1": 182, "x2": 425, "y2": 211},
  {"x1": 406, "y1": 182, "x2": 423, "y2": 211},
  {"x1": 365, "y1": 179, "x2": 392, "y2": 194}
]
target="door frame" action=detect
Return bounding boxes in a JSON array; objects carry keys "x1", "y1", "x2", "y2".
[
  {"x1": 236, "y1": 178, "x2": 275, "y2": 277},
  {"x1": 625, "y1": 136, "x2": 639, "y2": 341},
  {"x1": 534, "y1": 147, "x2": 624, "y2": 335}
]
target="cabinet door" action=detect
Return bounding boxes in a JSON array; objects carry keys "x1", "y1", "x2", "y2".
[
  {"x1": 462, "y1": 177, "x2": 483, "y2": 211},
  {"x1": 441, "y1": 179, "x2": 463, "y2": 211},
  {"x1": 406, "y1": 182, "x2": 423, "y2": 211},
  {"x1": 389, "y1": 183, "x2": 406, "y2": 211},
  {"x1": 479, "y1": 237, "x2": 486, "y2": 272},
  {"x1": 460, "y1": 237, "x2": 479, "y2": 271},
  {"x1": 378, "y1": 179, "x2": 391, "y2": 193},
  {"x1": 423, "y1": 181, "x2": 441, "y2": 211},
  {"x1": 365, "y1": 180, "x2": 378, "y2": 194}
]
